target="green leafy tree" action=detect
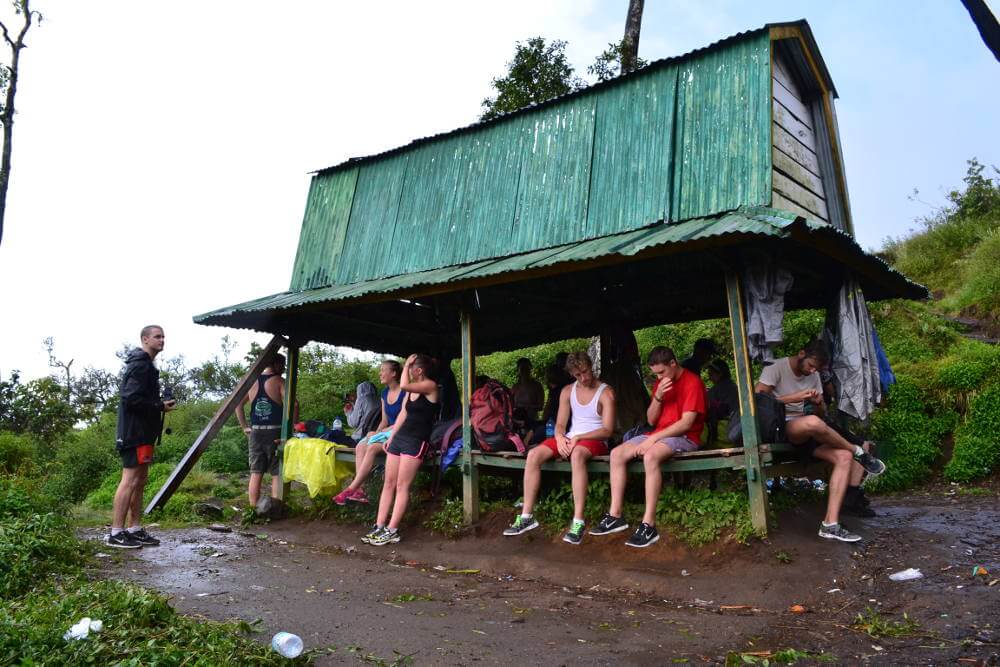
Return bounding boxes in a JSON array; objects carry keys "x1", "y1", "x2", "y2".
[
  {"x1": 588, "y1": 39, "x2": 648, "y2": 82},
  {"x1": 480, "y1": 37, "x2": 585, "y2": 121}
]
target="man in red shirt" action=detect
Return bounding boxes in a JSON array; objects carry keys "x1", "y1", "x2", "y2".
[{"x1": 591, "y1": 346, "x2": 706, "y2": 548}]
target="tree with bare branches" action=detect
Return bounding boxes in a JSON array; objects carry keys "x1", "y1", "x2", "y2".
[{"x1": 0, "y1": 0, "x2": 42, "y2": 248}]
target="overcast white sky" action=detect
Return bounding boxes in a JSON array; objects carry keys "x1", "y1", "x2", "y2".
[{"x1": 1, "y1": 1, "x2": 997, "y2": 381}]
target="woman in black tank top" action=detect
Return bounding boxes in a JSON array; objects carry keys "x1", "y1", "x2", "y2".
[{"x1": 365, "y1": 354, "x2": 439, "y2": 546}]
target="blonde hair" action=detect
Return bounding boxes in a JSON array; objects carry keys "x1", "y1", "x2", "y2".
[{"x1": 564, "y1": 351, "x2": 593, "y2": 374}]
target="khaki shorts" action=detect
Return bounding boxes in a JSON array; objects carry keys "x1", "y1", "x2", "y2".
[{"x1": 249, "y1": 427, "x2": 282, "y2": 475}]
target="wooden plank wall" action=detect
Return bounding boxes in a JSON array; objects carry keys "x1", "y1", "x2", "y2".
[{"x1": 771, "y1": 51, "x2": 829, "y2": 224}]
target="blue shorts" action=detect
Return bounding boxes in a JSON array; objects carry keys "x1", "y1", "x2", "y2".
[{"x1": 622, "y1": 434, "x2": 699, "y2": 453}]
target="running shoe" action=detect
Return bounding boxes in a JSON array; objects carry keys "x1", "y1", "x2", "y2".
[
  {"x1": 818, "y1": 522, "x2": 862, "y2": 542},
  {"x1": 503, "y1": 515, "x2": 539, "y2": 536},
  {"x1": 333, "y1": 488, "x2": 354, "y2": 506},
  {"x1": 369, "y1": 528, "x2": 401, "y2": 547},
  {"x1": 589, "y1": 513, "x2": 629, "y2": 536},
  {"x1": 128, "y1": 528, "x2": 160, "y2": 546},
  {"x1": 347, "y1": 488, "x2": 370, "y2": 504},
  {"x1": 854, "y1": 451, "x2": 886, "y2": 476},
  {"x1": 562, "y1": 522, "x2": 585, "y2": 545},
  {"x1": 361, "y1": 525, "x2": 383, "y2": 544},
  {"x1": 106, "y1": 531, "x2": 142, "y2": 549},
  {"x1": 625, "y1": 522, "x2": 660, "y2": 548}
]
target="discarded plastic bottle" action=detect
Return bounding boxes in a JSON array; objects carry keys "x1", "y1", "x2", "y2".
[
  {"x1": 545, "y1": 419, "x2": 555, "y2": 438},
  {"x1": 271, "y1": 631, "x2": 303, "y2": 658}
]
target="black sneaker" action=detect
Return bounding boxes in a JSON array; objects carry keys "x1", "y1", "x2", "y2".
[
  {"x1": 589, "y1": 513, "x2": 629, "y2": 536},
  {"x1": 129, "y1": 528, "x2": 160, "y2": 546},
  {"x1": 854, "y1": 451, "x2": 886, "y2": 476},
  {"x1": 843, "y1": 489, "x2": 877, "y2": 518},
  {"x1": 818, "y1": 522, "x2": 862, "y2": 542},
  {"x1": 106, "y1": 531, "x2": 142, "y2": 549},
  {"x1": 503, "y1": 515, "x2": 539, "y2": 536},
  {"x1": 562, "y1": 522, "x2": 585, "y2": 545},
  {"x1": 625, "y1": 522, "x2": 659, "y2": 548}
]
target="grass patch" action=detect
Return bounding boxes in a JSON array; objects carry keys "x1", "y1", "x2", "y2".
[{"x1": 853, "y1": 607, "x2": 921, "y2": 638}]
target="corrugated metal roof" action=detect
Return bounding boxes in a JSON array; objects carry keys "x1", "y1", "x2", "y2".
[
  {"x1": 197, "y1": 207, "x2": 925, "y2": 326},
  {"x1": 291, "y1": 30, "x2": 774, "y2": 290}
]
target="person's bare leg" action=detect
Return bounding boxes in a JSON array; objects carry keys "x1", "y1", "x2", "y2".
[
  {"x1": 569, "y1": 446, "x2": 593, "y2": 520},
  {"x1": 270, "y1": 474, "x2": 282, "y2": 500},
  {"x1": 387, "y1": 456, "x2": 424, "y2": 530},
  {"x1": 608, "y1": 443, "x2": 638, "y2": 517},
  {"x1": 348, "y1": 442, "x2": 385, "y2": 492},
  {"x1": 521, "y1": 446, "x2": 555, "y2": 515},
  {"x1": 126, "y1": 464, "x2": 148, "y2": 527},
  {"x1": 112, "y1": 467, "x2": 141, "y2": 530},
  {"x1": 642, "y1": 445, "x2": 674, "y2": 525},
  {"x1": 786, "y1": 416, "x2": 857, "y2": 454},
  {"x1": 376, "y1": 454, "x2": 400, "y2": 526},
  {"x1": 248, "y1": 472, "x2": 263, "y2": 507},
  {"x1": 813, "y1": 445, "x2": 852, "y2": 524},
  {"x1": 350, "y1": 440, "x2": 369, "y2": 484}
]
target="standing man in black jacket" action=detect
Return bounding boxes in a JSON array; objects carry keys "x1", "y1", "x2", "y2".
[{"x1": 107, "y1": 325, "x2": 176, "y2": 549}]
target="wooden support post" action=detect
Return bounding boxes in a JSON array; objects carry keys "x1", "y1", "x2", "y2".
[
  {"x1": 145, "y1": 335, "x2": 287, "y2": 514},
  {"x1": 460, "y1": 309, "x2": 479, "y2": 523},
  {"x1": 274, "y1": 342, "x2": 300, "y2": 502},
  {"x1": 724, "y1": 271, "x2": 769, "y2": 534}
]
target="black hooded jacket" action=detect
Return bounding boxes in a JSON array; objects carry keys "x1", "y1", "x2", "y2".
[{"x1": 116, "y1": 348, "x2": 164, "y2": 450}]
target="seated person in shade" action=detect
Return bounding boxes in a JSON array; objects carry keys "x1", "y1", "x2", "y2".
[
  {"x1": 504, "y1": 352, "x2": 615, "y2": 545},
  {"x1": 333, "y1": 359, "x2": 403, "y2": 505},
  {"x1": 681, "y1": 337, "x2": 717, "y2": 375},
  {"x1": 705, "y1": 359, "x2": 738, "y2": 445},
  {"x1": 511, "y1": 357, "x2": 544, "y2": 423},
  {"x1": 755, "y1": 339, "x2": 885, "y2": 543},
  {"x1": 590, "y1": 346, "x2": 705, "y2": 548}
]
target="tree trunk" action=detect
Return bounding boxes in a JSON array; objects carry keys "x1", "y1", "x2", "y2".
[
  {"x1": 0, "y1": 0, "x2": 36, "y2": 248},
  {"x1": 620, "y1": 0, "x2": 645, "y2": 74}
]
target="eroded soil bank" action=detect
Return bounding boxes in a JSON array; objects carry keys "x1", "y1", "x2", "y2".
[{"x1": 91, "y1": 492, "x2": 1000, "y2": 665}]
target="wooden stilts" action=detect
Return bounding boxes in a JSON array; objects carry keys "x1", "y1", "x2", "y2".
[
  {"x1": 145, "y1": 335, "x2": 287, "y2": 514},
  {"x1": 460, "y1": 309, "x2": 479, "y2": 523},
  {"x1": 724, "y1": 271, "x2": 769, "y2": 534},
  {"x1": 274, "y1": 343, "x2": 300, "y2": 502}
]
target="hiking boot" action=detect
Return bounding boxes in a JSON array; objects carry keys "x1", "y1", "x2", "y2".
[
  {"x1": 843, "y1": 503, "x2": 877, "y2": 518},
  {"x1": 562, "y1": 522, "x2": 585, "y2": 545},
  {"x1": 844, "y1": 488, "x2": 877, "y2": 518},
  {"x1": 333, "y1": 488, "x2": 354, "y2": 506},
  {"x1": 128, "y1": 528, "x2": 160, "y2": 546},
  {"x1": 369, "y1": 528, "x2": 400, "y2": 547},
  {"x1": 503, "y1": 515, "x2": 539, "y2": 536},
  {"x1": 106, "y1": 531, "x2": 142, "y2": 549},
  {"x1": 589, "y1": 513, "x2": 629, "y2": 536},
  {"x1": 818, "y1": 522, "x2": 862, "y2": 542},
  {"x1": 854, "y1": 451, "x2": 886, "y2": 477},
  {"x1": 347, "y1": 488, "x2": 370, "y2": 504},
  {"x1": 361, "y1": 525, "x2": 383, "y2": 544},
  {"x1": 625, "y1": 522, "x2": 660, "y2": 548}
]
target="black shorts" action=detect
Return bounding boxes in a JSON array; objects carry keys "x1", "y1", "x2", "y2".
[
  {"x1": 387, "y1": 436, "x2": 427, "y2": 459},
  {"x1": 120, "y1": 444, "x2": 155, "y2": 468}
]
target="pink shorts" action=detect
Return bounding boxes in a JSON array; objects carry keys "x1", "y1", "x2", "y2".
[{"x1": 538, "y1": 437, "x2": 608, "y2": 457}]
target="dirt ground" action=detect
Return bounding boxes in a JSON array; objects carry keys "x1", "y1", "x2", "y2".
[{"x1": 91, "y1": 489, "x2": 1000, "y2": 665}]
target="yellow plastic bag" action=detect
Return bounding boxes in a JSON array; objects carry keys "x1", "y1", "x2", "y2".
[{"x1": 282, "y1": 438, "x2": 355, "y2": 498}]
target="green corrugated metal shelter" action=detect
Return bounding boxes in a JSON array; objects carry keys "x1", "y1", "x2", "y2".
[{"x1": 190, "y1": 20, "x2": 926, "y2": 533}]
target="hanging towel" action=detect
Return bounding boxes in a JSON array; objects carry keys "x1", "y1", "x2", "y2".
[
  {"x1": 828, "y1": 277, "x2": 882, "y2": 420},
  {"x1": 743, "y1": 251, "x2": 794, "y2": 362}
]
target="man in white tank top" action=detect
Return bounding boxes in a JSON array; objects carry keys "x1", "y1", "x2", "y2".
[{"x1": 503, "y1": 352, "x2": 616, "y2": 545}]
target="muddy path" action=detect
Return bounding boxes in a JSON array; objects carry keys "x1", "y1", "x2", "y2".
[{"x1": 91, "y1": 492, "x2": 1000, "y2": 665}]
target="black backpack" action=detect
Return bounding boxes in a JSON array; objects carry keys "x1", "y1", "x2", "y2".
[{"x1": 727, "y1": 392, "x2": 786, "y2": 444}]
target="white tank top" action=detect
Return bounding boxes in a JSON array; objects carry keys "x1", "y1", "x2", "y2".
[{"x1": 567, "y1": 381, "x2": 608, "y2": 438}]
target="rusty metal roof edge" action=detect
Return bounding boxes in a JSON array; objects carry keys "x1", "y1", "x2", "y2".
[{"x1": 309, "y1": 22, "x2": 788, "y2": 177}]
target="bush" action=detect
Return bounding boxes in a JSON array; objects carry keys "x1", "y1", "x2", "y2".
[
  {"x1": 200, "y1": 425, "x2": 251, "y2": 473},
  {"x1": 945, "y1": 384, "x2": 1000, "y2": 482},
  {"x1": 42, "y1": 413, "x2": 119, "y2": 504},
  {"x1": 946, "y1": 229, "x2": 1000, "y2": 321},
  {"x1": 0, "y1": 578, "x2": 307, "y2": 665},
  {"x1": 868, "y1": 379, "x2": 954, "y2": 492},
  {"x1": 84, "y1": 463, "x2": 223, "y2": 523},
  {"x1": 655, "y1": 487, "x2": 756, "y2": 545},
  {"x1": 0, "y1": 431, "x2": 38, "y2": 474}
]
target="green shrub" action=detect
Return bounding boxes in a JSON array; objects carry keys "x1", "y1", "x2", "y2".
[
  {"x1": 868, "y1": 378, "x2": 953, "y2": 492},
  {"x1": 945, "y1": 384, "x2": 1000, "y2": 482},
  {"x1": 200, "y1": 425, "x2": 252, "y2": 473},
  {"x1": 870, "y1": 300, "x2": 962, "y2": 366},
  {"x1": 42, "y1": 413, "x2": 119, "y2": 504},
  {"x1": 935, "y1": 342, "x2": 1000, "y2": 394},
  {"x1": 84, "y1": 463, "x2": 223, "y2": 522},
  {"x1": 0, "y1": 578, "x2": 307, "y2": 665},
  {"x1": 946, "y1": 229, "x2": 1000, "y2": 320},
  {"x1": 0, "y1": 431, "x2": 38, "y2": 474},
  {"x1": 655, "y1": 487, "x2": 756, "y2": 545}
]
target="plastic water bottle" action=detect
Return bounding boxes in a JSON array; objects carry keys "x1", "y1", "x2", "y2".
[
  {"x1": 545, "y1": 419, "x2": 555, "y2": 438},
  {"x1": 332, "y1": 418, "x2": 344, "y2": 431},
  {"x1": 271, "y1": 632, "x2": 303, "y2": 658}
]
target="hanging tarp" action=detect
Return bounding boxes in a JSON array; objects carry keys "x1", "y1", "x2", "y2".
[
  {"x1": 828, "y1": 277, "x2": 882, "y2": 420},
  {"x1": 743, "y1": 250, "x2": 794, "y2": 362}
]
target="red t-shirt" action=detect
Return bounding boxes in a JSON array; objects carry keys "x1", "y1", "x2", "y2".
[{"x1": 653, "y1": 368, "x2": 707, "y2": 445}]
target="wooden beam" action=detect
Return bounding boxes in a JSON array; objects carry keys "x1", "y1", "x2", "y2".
[
  {"x1": 145, "y1": 335, "x2": 287, "y2": 513},
  {"x1": 460, "y1": 308, "x2": 479, "y2": 523},
  {"x1": 724, "y1": 271, "x2": 769, "y2": 534},
  {"x1": 274, "y1": 343, "x2": 300, "y2": 502}
]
